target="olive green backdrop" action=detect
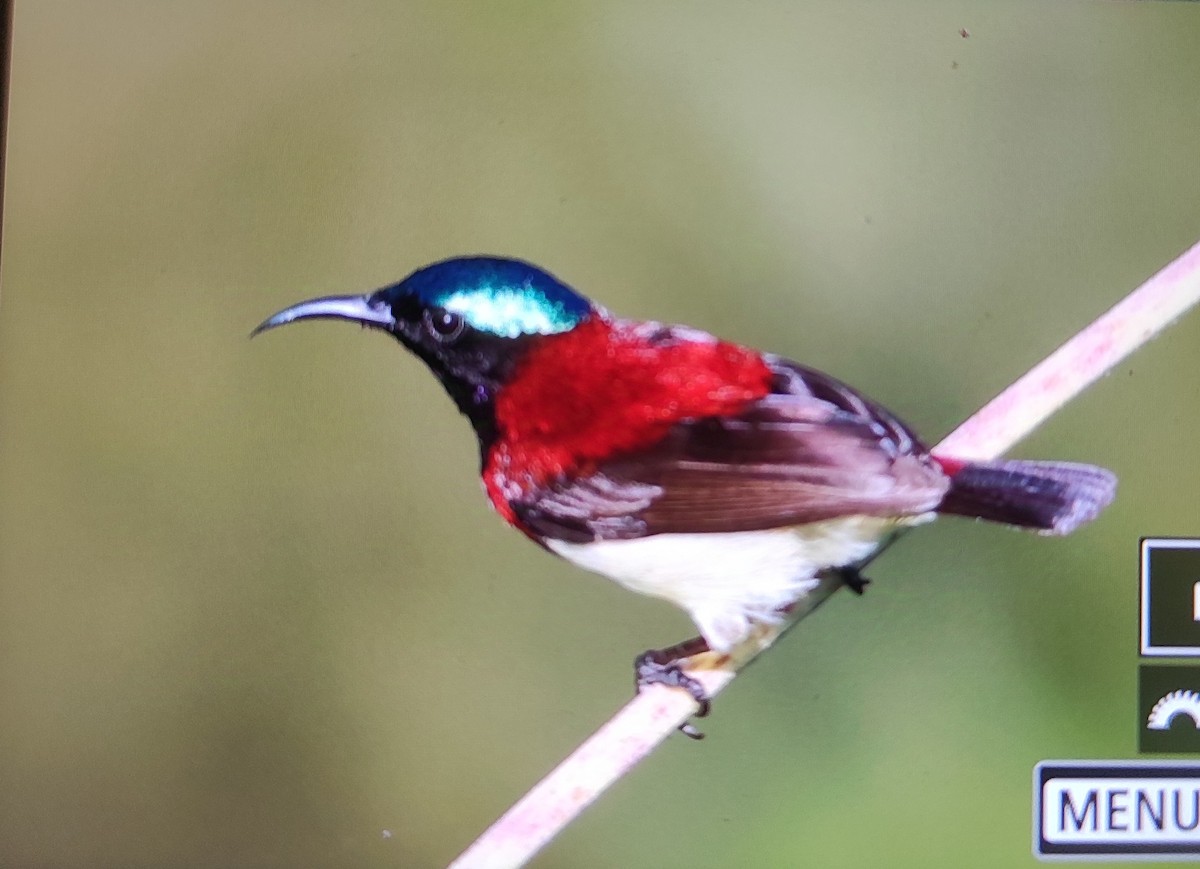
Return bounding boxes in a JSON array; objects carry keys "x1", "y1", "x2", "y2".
[{"x1": 2, "y1": 3, "x2": 1199, "y2": 867}]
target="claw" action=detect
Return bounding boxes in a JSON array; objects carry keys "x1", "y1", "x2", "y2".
[
  {"x1": 835, "y1": 565, "x2": 871, "y2": 595},
  {"x1": 635, "y1": 646, "x2": 712, "y2": 738}
]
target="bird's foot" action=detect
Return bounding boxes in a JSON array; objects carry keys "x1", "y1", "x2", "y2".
[
  {"x1": 834, "y1": 565, "x2": 871, "y2": 596},
  {"x1": 635, "y1": 637, "x2": 712, "y2": 740}
]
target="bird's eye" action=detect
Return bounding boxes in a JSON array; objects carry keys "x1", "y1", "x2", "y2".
[{"x1": 424, "y1": 309, "x2": 466, "y2": 342}]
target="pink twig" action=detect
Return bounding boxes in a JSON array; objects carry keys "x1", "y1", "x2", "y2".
[{"x1": 450, "y1": 238, "x2": 1200, "y2": 869}]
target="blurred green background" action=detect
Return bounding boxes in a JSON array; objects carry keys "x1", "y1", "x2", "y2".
[{"x1": 2, "y1": 3, "x2": 1199, "y2": 867}]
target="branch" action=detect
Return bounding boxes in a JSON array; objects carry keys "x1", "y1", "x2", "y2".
[{"x1": 450, "y1": 238, "x2": 1200, "y2": 869}]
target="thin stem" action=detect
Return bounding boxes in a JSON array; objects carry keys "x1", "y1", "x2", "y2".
[{"x1": 450, "y1": 238, "x2": 1200, "y2": 869}]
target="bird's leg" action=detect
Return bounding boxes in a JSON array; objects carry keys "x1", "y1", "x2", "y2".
[
  {"x1": 634, "y1": 566, "x2": 870, "y2": 739},
  {"x1": 635, "y1": 635, "x2": 714, "y2": 739},
  {"x1": 832, "y1": 564, "x2": 871, "y2": 596}
]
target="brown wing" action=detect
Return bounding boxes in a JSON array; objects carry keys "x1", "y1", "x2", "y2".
[{"x1": 511, "y1": 357, "x2": 951, "y2": 543}]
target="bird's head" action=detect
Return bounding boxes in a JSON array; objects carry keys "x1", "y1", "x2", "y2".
[{"x1": 253, "y1": 256, "x2": 597, "y2": 448}]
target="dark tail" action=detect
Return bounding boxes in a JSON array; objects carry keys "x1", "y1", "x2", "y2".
[{"x1": 935, "y1": 458, "x2": 1116, "y2": 535}]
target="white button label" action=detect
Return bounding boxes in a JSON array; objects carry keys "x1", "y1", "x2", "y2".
[{"x1": 1035, "y1": 762, "x2": 1200, "y2": 859}]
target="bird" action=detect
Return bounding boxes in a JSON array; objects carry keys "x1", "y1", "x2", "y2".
[{"x1": 253, "y1": 255, "x2": 1116, "y2": 732}]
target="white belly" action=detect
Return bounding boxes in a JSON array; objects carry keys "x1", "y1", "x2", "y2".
[{"x1": 547, "y1": 515, "x2": 927, "y2": 651}]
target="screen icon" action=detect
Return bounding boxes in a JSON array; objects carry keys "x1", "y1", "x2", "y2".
[
  {"x1": 1034, "y1": 761, "x2": 1200, "y2": 859},
  {"x1": 1140, "y1": 538, "x2": 1200, "y2": 656},
  {"x1": 1140, "y1": 665, "x2": 1200, "y2": 753}
]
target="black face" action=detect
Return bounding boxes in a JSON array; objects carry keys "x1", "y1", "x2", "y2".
[
  {"x1": 372, "y1": 288, "x2": 538, "y2": 452},
  {"x1": 253, "y1": 257, "x2": 595, "y2": 459}
]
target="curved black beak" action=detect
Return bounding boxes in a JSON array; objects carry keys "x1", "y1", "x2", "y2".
[{"x1": 251, "y1": 294, "x2": 396, "y2": 338}]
